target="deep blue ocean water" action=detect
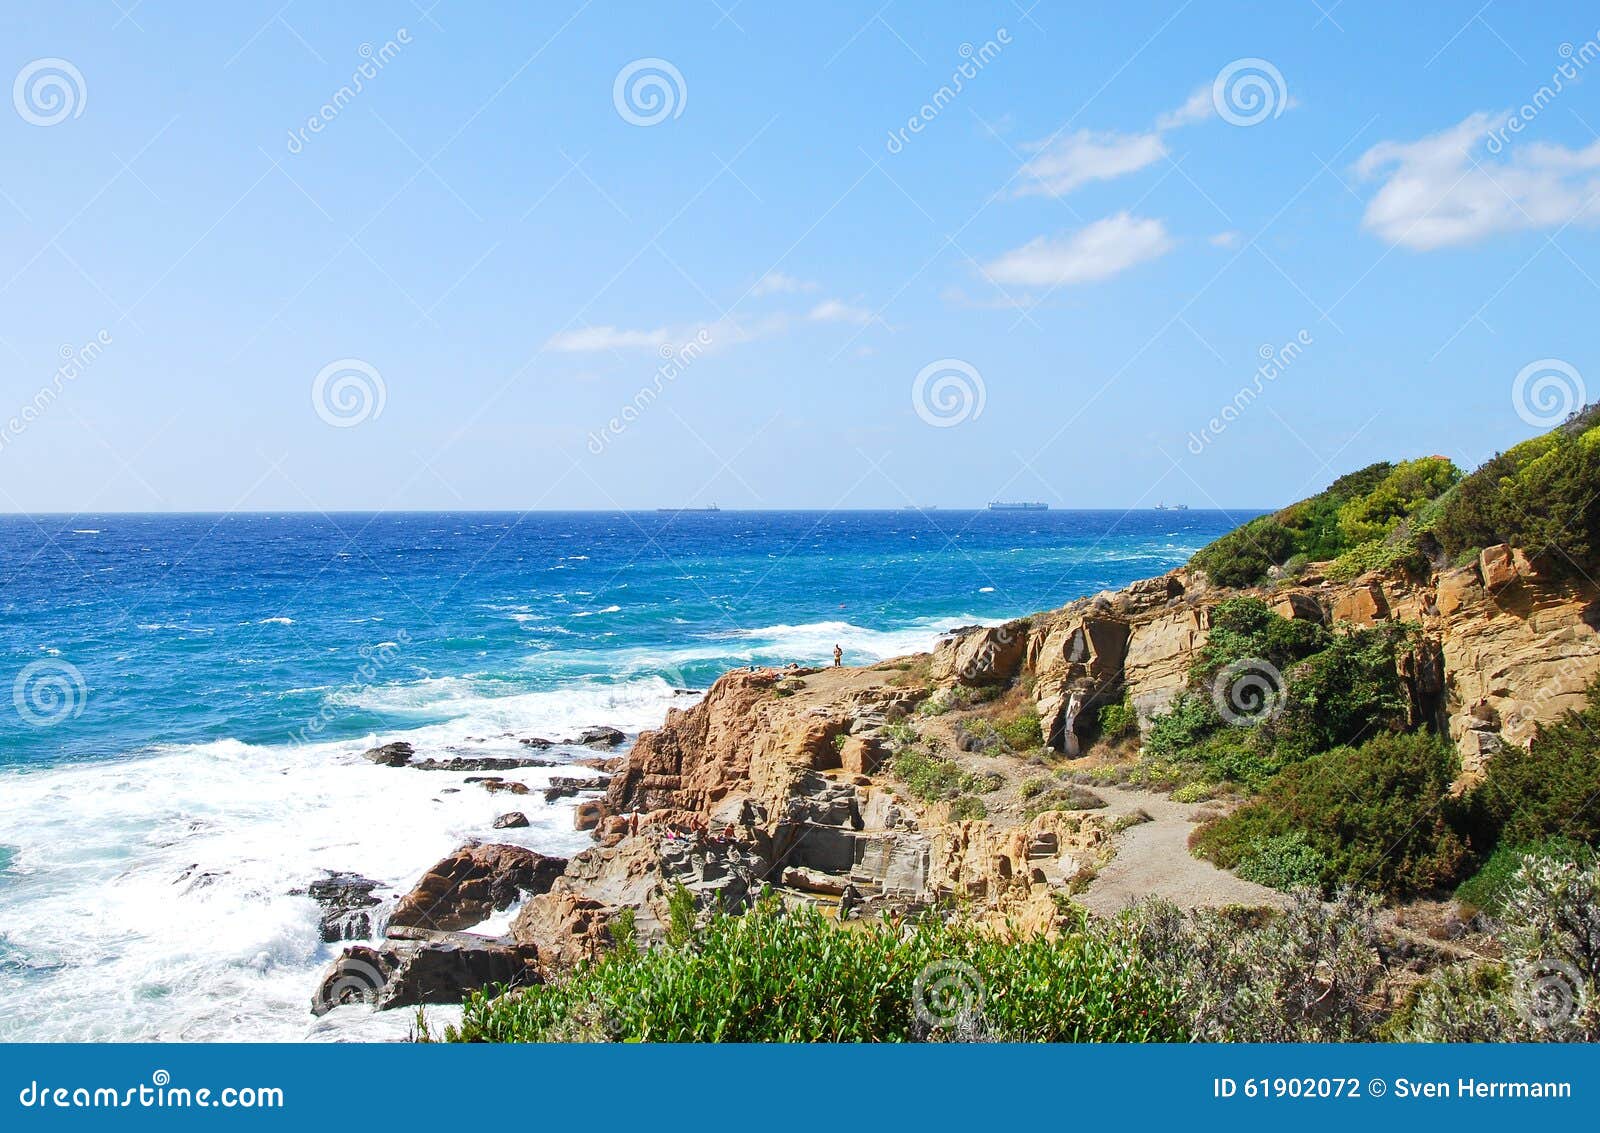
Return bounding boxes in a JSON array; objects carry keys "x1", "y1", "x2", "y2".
[{"x1": 0, "y1": 509, "x2": 1248, "y2": 1040}]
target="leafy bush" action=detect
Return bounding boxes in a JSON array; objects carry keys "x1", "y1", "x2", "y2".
[
  {"x1": 1189, "y1": 597, "x2": 1328, "y2": 684},
  {"x1": 1189, "y1": 457, "x2": 1461, "y2": 587},
  {"x1": 1434, "y1": 405, "x2": 1600, "y2": 578},
  {"x1": 1265, "y1": 622, "x2": 1415, "y2": 762},
  {"x1": 1096, "y1": 698, "x2": 1137, "y2": 741},
  {"x1": 996, "y1": 710, "x2": 1043, "y2": 751},
  {"x1": 1233, "y1": 831, "x2": 1328, "y2": 890},
  {"x1": 947, "y1": 795, "x2": 987, "y2": 821},
  {"x1": 1470, "y1": 677, "x2": 1600, "y2": 850},
  {"x1": 1455, "y1": 839, "x2": 1590, "y2": 915},
  {"x1": 893, "y1": 749, "x2": 1001, "y2": 802},
  {"x1": 449, "y1": 897, "x2": 1186, "y2": 1043},
  {"x1": 1143, "y1": 609, "x2": 1413, "y2": 792},
  {"x1": 1192, "y1": 732, "x2": 1469, "y2": 896}
]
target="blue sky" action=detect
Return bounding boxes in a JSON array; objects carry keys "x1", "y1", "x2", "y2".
[{"x1": 2, "y1": 1, "x2": 1599, "y2": 511}]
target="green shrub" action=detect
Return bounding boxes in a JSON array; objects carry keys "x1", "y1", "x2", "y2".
[
  {"x1": 996, "y1": 710, "x2": 1043, "y2": 751},
  {"x1": 1096, "y1": 698, "x2": 1137, "y2": 741},
  {"x1": 1233, "y1": 830, "x2": 1329, "y2": 890},
  {"x1": 1019, "y1": 776, "x2": 1052, "y2": 800},
  {"x1": 1189, "y1": 597, "x2": 1328, "y2": 684},
  {"x1": 1189, "y1": 457, "x2": 1461, "y2": 587},
  {"x1": 948, "y1": 795, "x2": 987, "y2": 821},
  {"x1": 1192, "y1": 732, "x2": 1470, "y2": 896},
  {"x1": 1143, "y1": 692, "x2": 1222, "y2": 761},
  {"x1": 1170, "y1": 781, "x2": 1217, "y2": 804},
  {"x1": 1434, "y1": 405, "x2": 1600, "y2": 578},
  {"x1": 448, "y1": 898, "x2": 1186, "y2": 1042},
  {"x1": 1455, "y1": 839, "x2": 1591, "y2": 915},
  {"x1": 1471, "y1": 676, "x2": 1600, "y2": 849},
  {"x1": 1265, "y1": 622, "x2": 1415, "y2": 762}
]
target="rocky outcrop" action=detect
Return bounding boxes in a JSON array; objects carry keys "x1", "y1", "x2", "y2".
[
  {"x1": 311, "y1": 934, "x2": 541, "y2": 1016},
  {"x1": 363, "y1": 741, "x2": 414, "y2": 767},
  {"x1": 388, "y1": 844, "x2": 567, "y2": 934},
  {"x1": 300, "y1": 872, "x2": 385, "y2": 942},
  {"x1": 510, "y1": 835, "x2": 765, "y2": 966},
  {"x1": 924, "y1": 547, "x2": 1600, "y2": 778}
]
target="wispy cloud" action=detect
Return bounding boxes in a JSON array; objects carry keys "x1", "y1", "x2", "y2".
[
  {"x1": 1013, "y1": 83, "x2": 1233, "y2": 198},
  {"x1": 546, "y1": 325, "x2": 672, "y2": 352},
  {"x1": 983, "y1": 212, "x2": 1174, "y2": 286},
  {"x1": 751, "y1": 270, "x2": 819, "y2": 296},
  {"x1": 807, "y1": 298, "x2": 877, "y2": 325},
  {"x1": 1356, "y1": 111, "x2": 1600, "y2": 250},
  {"x1": 1016, "y1": 129, "x2": 1167, "y2": 196},
  {"x1": 1156, "y1": 86, "x2": 1214, "y2": 130}
]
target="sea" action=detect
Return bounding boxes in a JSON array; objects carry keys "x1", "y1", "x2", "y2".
[{"x1": 0, "y1": 508, "x2": 1249, "y2": 1041}]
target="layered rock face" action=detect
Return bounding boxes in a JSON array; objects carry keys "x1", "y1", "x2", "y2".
[{"x1": 931, "y1": 545, "x2": 1600, "y2": 776}]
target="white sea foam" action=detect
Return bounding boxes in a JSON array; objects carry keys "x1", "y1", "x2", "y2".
[{"x1": 0, "y1": 678, "x2": 679, "y2": 1042}]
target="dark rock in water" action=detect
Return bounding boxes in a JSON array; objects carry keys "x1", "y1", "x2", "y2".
[
  {"x1": 377, "y1": 937, "x2": 541, "y2": 1011},
  {"x1": 573, "y1": 726, "x2": 625, "y2": 749},
  {"x1": 300, "y1": 871, "x2": 384, "y2": 943},
  {"x1": 363, "y1": 742, "x2": 415, "y2": 767},
  {"x1": 542, "y1": 775, "x2": 606, "y2": 803},
  {"x1": 466, "y1": 776, "x2": 530, "y2": 795},
  {"x1": 310, "y1": 935, "x2": 541, "y2": 1016},
  {"x1": 520, "y1": 736, "x2": 554, "y2": 749},
  {"x1": 388, "y1": 843, "x2": 567, "y2": 933},
  {"x1": 174, "y1": 863, "x2": 227, "y2": 893},
  {"x1": 492, "y1": 812, "x2": 530, "y2": 829},
  {"x1": 409, "y1": 755, "x2": 557, "y2": 772}
]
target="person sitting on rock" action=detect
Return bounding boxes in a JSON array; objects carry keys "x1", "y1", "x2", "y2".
[{"x1": 833, "y1": 643, "x2": 843, "y2": 667}]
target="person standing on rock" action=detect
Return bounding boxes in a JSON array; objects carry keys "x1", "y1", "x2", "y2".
[{"x1": 833, "y1": 643, "x2": 843, "y2": 667}]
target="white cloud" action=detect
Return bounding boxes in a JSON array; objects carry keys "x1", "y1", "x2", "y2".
[
  {"x1": 807, "y1": 298, "x2": 876, "y2": 325},
  {"x1": 751, "y1": 271, "x2": 818, "y2": 296},
  {"x1": 1016, "y1": 129, "x2": 1167, "y2": 197},
  {"x1": 1209, "y1": 230, "x2": 1241, "y2": 248},
  {"x1": 983, "y1": 213, "x2": 1174, "y2": 286},
  {"x1": 546, "y1": 325, "x2": 671, "y2": 352},
  {"x1": 1157, "y1": 86, "x2": 1214, "y2": 130},
  {"x1": 1356, "y1": 112, "x2": 1600, "y2": 250},
  {"x1": 1013, "y1": 82, "x2": 1243, "y2": 197}
]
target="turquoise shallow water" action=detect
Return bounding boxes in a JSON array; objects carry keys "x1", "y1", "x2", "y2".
[{"x1": 0, "y1": 508, "x2": 1250, "y2": 1040}]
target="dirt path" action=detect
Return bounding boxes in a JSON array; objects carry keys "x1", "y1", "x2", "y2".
[{"x1": 1077, "y1": 785, "x2": 1287, "y2": 917}]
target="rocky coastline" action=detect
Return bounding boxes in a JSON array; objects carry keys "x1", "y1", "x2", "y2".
[{"x1": 309, "y1": 540, "x2": 1600, "y2": 1020}]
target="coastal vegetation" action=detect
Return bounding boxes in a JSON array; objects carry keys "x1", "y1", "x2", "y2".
[{"x1": 447, "y1": 895, "x2": 1184, "y2": 1042}]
